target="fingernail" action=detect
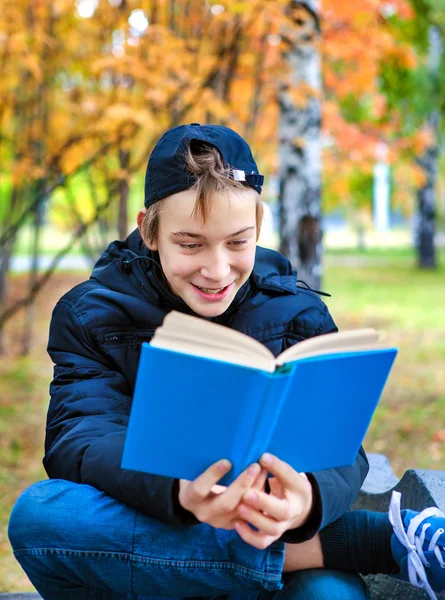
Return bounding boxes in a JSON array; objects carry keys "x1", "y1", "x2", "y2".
[
  {"x1": 245, "y1": 490, "x2": 256, "y2": 502},
  {"x1": 261, "y1": 453, "x2": 273, "y2": 465},
  {"x1": 247, "y1": 464, "x2": 259, "y2": 476},
  {"x1": 218, "y1": 459, "x2": 231, "y2": 472}
]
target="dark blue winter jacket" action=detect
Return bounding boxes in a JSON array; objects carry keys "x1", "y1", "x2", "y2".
[{"x1": 44, "y1": 229, "x2": 369, "y2": 542}]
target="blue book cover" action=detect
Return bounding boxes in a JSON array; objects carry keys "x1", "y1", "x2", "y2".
[{"x1": 122, "y1": 334, "x2": 397, "y2": 485}]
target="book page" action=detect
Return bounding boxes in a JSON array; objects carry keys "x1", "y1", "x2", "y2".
[
  {"x1": 152, "y1": 330, "x2": 271, "y2": 360},
  {"x1": 157, "y1": 311, "x2": 274, "y2": 361},
  {"x1": 279, "y1": 343, "x2": 390, "y2": 364},
  {"x1": 150, "y1": 338, "x2": 275, "y2": 372},
  {"x1": 152, "y1": 312, "x2": 384, "y2": 372},
  {"x1": 276, "y1": 328, "x2": 380, "y2": 366}
]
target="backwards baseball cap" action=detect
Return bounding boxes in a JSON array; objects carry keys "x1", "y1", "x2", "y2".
[{"x1": 144, "y1": 123, "x2": 264, "y2": 208}]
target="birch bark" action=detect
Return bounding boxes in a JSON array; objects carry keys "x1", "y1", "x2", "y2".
[
  {"x1": 279, "y1": 0, "x2": 322, "y2": 289},
  {"x1": 415, "y1": 25, "x2": 442, "y2": 269}
]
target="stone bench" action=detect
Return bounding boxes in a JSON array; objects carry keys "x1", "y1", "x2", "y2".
[
  {"x1": 2, "y1": 454, "x2": 445, "y2": 600},
  {"x1": 0, "y1": 596, "x2": 42, "y2": 599},
  {"x1": 353, "y1": 453, "x2": 445, "y2": 599}
]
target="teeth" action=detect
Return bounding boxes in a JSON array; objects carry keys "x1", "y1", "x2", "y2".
[{"x1": 198, "y1": 286, "x2": 225, "y2": 294}]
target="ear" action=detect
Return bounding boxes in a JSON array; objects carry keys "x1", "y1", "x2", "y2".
[
  {"x1": 256, "y1": 221, "x2": 262, "y2": 242},
  {"x1": 137, "y1": 208, "x2": 158, "y2": 251},
  {"x1": 255, "y1": 200, "x2": 264, "y2": 241}
]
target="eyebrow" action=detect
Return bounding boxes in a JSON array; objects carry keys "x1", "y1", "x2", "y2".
[{"x1": 171, "y1": 226, "x2": 255, "y2": 239}]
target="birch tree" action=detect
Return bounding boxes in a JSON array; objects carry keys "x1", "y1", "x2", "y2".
[
  {"x1": 414, "y1": 25, "x2": 442, "y2": 269},
  {"x1": 279, "y1": 0, "x2": 322, "y2": 289}
]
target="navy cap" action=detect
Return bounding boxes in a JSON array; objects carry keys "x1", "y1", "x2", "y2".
[{"x1": 144, "y1": 123, "x2": 264, "y2": 207}]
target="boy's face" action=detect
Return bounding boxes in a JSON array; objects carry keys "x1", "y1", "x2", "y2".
[{"x1": 139, "y1": 188, "x2": 258, "y2": 318}]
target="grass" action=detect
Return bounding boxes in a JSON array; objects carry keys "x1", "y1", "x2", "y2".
[
  {"x1": 324, "y1": 251, "x2": 445, "y2": 474},
  {"x1": 0, "y1": 360, "x2": 50, "y2": 592},
  {"x1": 0, "y1": 251, "x2": 444, "y2": 591},
  {"x1": 0, "y1": 273, "x2": 85, "y2": 592}
]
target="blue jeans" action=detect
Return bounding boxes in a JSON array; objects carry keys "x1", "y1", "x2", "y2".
[{"x1": 8, "y1": 480, "x2": 368, "y2": 600}]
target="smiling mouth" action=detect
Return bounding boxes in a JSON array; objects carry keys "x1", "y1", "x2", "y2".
[{"x1": 194, "y1": 285, "x2": 229, "y2": 294}]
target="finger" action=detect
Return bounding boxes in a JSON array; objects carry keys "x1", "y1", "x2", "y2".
[
  {"x1": 259, "y1": 454, "x2": 307, "y2": 493},
  {"x1": 252, "y1": 467, "x2": 268, "y2": 492},
  {"x1": 242, "y1": 489, "x2": 296, "y2": 522},
  {"x1": 210, "y1": 484, "x2": 228, "y2": 495},
  {"x1": 234, "y1": 520, "x2": 276, "y2": 550},
  {"x1": 182, "y1": 459, "x2": 231, "y2": 507},
  {"x1": 268, "y1": 477, "x2": 285, "y2": 499},
  {"x1": 237, "y1": 502, "x2": 283, "y2": 536},
  {"x1": 213, "y1": 463, "x2": 261, "y2": 513}
]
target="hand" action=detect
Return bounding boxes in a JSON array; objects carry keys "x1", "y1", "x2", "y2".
[
  {"x1": 178, "y1": 459, "x2": 268, "y2": 530},
  {"x1": 234, "y1": 453, "x2": 313, "y2": 549}
]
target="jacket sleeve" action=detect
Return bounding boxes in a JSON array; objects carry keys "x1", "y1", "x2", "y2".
[
  {"x1": 280, "y1": 298, "x2": 370, "y2": 543},
  {"x1": 44, "y1": 300, "x2": 198, "y2": 525}
]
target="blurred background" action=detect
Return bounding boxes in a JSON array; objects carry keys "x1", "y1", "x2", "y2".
[{"x1": 1, "y1": 0, "x2": 444, "y2": 592}]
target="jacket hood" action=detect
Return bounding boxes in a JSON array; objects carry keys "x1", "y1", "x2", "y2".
[{"x1": 90, "y1": 229, "x2": 154, "y2": 300}]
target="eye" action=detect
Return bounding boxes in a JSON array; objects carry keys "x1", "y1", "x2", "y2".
[
  {"x1": 179, "y1": 243, "x2": 200, "y2": 250},
  {"x1": 229, "y1": 239, "x2": 248, "y2": 246}
]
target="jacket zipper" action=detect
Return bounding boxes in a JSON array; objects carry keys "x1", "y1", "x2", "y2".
[{"x1": 103, "y1": 330, "x2": 154, "y2": 344}]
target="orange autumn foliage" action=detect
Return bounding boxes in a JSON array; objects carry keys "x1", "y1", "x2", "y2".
[{"x1": 0, "y1": 0, "x2": 421, "y2": 221}]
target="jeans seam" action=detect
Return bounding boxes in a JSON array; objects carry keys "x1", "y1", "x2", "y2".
[
  {"x1": 13, "y1": 548, "x2": 282, "y2": 585},
  {"x1": 131, "y1": 509, "x2": 137, "y2": 595},
  {"x1": 13, "y1": 549, "x2": 133, "y2": 560},
  {"x1": 264, "y1": 542, "x2": 285, "y2": 589}
]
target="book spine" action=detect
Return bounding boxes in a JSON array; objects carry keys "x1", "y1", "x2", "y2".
[
  {"x1": 216, "y1": 369, "x2": 287, "y2": 487},
  {"x1": 241, "y1": 370, "x2": 293, "y2": 470}
]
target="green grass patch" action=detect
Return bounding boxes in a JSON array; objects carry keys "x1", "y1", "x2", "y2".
[
  {"x1": 0, "y1": 357, "x2": 48, "y2": 592},
  {"x1": 324, "y1": 254, "x2": 445, "y2": 330},
  {"x1": 324, "y1": 254, "x2": 445, "y2": 475}
]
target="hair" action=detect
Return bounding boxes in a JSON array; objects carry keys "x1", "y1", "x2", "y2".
[{"x1": 141, "y1": 141, "x2": 264, "y2": 246}]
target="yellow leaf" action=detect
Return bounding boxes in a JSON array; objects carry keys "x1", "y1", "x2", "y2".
[
  {"x1": 8, "y1": 33, "x2": 28, "y2": 55},
  {"x1": 60, "y1": 139, "x2": 95, "y2": 176}
]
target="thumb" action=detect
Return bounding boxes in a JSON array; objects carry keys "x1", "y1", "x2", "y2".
[{"x1": 179, "y1": 479, "x2": 191, "y2": 496}]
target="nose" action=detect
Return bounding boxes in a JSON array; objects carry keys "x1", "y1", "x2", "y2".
[{"x1": 200, "y1": 250, "x2": 231, "y2": 283}]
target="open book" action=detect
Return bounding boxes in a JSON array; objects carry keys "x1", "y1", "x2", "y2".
[
  {"x1": 122, "y1": 311, "x2": 398, "y2": 484},
  {"x1": 150, "y1": 311, "x2": 384, "y2": 372}
]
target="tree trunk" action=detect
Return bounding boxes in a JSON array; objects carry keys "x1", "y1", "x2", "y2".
[
  {"x1": 0, "y1": 185, "x2": 19, "y2": 353},
  {"x1": 64, "y1": 179, "x2": 97, "y2": 265},
  {"x1": 0, "y1": 237, "x2": 14, "y2": 353},
  {"x1": 357, "y1": 223, "x2": 366, "y2": 252},
  {"x1": 278, "y1": 0, "x2": 322, "y2": 290},
  {"x1": 415, "y1": 25, "x2": 441, "y2": 270},
  {"x1": 245, "y1": 21, "x2": 268, "y2": 139},
  {"x1": 118, "y1": 149, "x2": 130, "y2": 240},
  {"x1": 21, "y1": 187, "x2": 45, "y2": 356},
  {"x1": 169, "y1": 0, "x2": 176, "y2": 31},
  {"x1": 21, "y1": 2, "x2": 56, "y2": 354},
  {"x1": 150, "y1": 0, "x2": 158, "y2": 25},
  {"x1": 415, "y1": 120, "x2": 438, "y2": 269}
]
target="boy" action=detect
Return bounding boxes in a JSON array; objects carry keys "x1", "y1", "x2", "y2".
[{"x1": 8, "y1": 124, "x2": 445, "y2": 600}]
